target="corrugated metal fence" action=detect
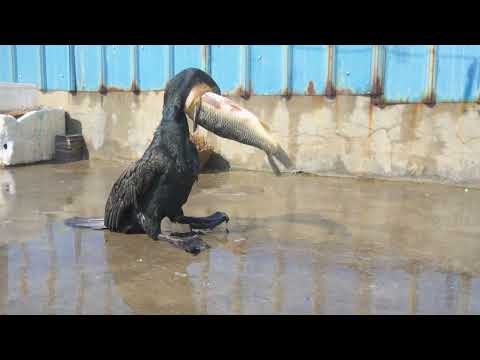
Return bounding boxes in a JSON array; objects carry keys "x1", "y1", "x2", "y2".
[{"x1": 1, "y1": 45, "x2": 479, "y2": 104}]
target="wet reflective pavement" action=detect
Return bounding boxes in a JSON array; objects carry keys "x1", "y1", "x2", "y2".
[{"x1": 1, "y1": 160, "x2": 480, "y2": 314}]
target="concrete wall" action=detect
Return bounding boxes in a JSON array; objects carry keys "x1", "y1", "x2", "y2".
[
  {"x1": 0, "y1": 83, "x2": 39, "y2": 112},
  {"x1": 37, "y1": 91, "x2": 480, "y2": 186}
]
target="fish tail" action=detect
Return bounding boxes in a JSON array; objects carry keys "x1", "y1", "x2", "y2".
[
  {"x1": 272, "y1": 144, "x2": 294, "y2": 171},
  {"x1": 267, "y1": 155, "x2": 281, "y2": 176},
  {"x1": 64, "y1": 217, "x2": 107, "y2": 230}
]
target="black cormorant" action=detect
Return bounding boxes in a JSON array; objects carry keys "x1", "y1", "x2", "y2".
[{"x1": 66, "y1": 68, "x2": 231, "y2": 254}]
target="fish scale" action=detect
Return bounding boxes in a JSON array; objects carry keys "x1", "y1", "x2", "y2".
[{"x1": 200, "y1": 103, "x2": 273, "y2": 152}]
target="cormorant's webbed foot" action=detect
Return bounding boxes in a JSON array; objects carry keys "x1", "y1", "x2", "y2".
[
  {"x1": 176, "y1": 211, "x2": 229, "y2": 230},
  {"x1": 157, "y1": 232, "x2": 210, "y2": 255}
]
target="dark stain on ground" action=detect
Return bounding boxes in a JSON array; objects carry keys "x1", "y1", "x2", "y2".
[{"x1": 202, "y1": 152, "x2": 231, "y2": 172}]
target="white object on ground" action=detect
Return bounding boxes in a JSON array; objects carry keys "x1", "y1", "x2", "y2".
[{"x1": 0, "y1": 108, "x2": 66, "y2": 166}]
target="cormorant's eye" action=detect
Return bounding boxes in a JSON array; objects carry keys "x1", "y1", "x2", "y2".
[{"x1": 3, "y1": 144, "x2": 6, "y2": 150}]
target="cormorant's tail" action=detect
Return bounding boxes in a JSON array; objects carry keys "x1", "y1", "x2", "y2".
[
  {"x1": 267, "y1": 144, "x2": 295, "y2": 176},
  {"x1": 64, "y1": 217, "x2": 107, "y2": 230}
]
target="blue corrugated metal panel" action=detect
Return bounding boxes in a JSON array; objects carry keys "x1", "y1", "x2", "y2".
[
  {"x1": 105, "y1": 45, "x2": 132, "y2": 89},
  {"x1": 210, "y1": 45, "x2": 241, "y2": 93},
  {"x1": 1, "y1": 45, "x2": 480, "y2": 102},
  {"x1": 44, "y1": 45, "x2": 71, "y2": 91},
  {"x1": 138, "y1": 45, "x2": 170, "y2": 90},
  {"x1": 0, "y1": 45, "x2": 12, "y2": 82},
  {"x1": 383, "y1": 45, "x2": 429, "y2": 102},
  {"x1": 15, "y1": 45, "x2": 42, "y2": 86},
  {"x1": 250, "y1": 45, "x2": 283, "y2": 95},
  {"x1": 436, "y1": 45, "x2": 480, "y2": 102},
  {"x1": 173, "y1": 45, "x2": 201, "y2": 76},
  {"x1": 291, "y1": 45, "x2": 328, "y2": 95},
  {"x1": 74, "y1": 45, "x2": 102, "y2": 91},
  {"x1": 335, "y1": 45, "x2": 373, "y2": 94}
]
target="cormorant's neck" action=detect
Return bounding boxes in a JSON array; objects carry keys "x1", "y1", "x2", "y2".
[
  {"x1": 147, "y1": 99, "x2": 192, "y2": 173},
  {"x1": 151, "y1": 98, "x2": 189, "y2": 144},
  {"x1": 158, "y1": 113, "x2": 189, "y2": 143}
]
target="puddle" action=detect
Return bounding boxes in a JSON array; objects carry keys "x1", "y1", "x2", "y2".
[{"x1": 1, "y1": 160, "x2": 480, "y2": 314}]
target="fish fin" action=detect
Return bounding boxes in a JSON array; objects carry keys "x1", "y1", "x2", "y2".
[
  {"x1": 273, "y1": 144, "x2": 294, "y2": 170},
  {"x1": 267, "y1": 155, "x2": 281, "y2": 176},
  {"x1": 259, "y1": 119, "x2": 271, "y2": 131}
]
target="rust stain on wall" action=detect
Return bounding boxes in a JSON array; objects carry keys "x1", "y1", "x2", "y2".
[
  {"x1": 367, "y1": 101, "x2": 374, "y2": 159},
  {"x1": 305, "y1": 81, "x2": 316, "y2": 96}
]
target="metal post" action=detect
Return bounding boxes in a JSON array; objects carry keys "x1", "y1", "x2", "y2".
[
  {"x1": 240, "y1": 45, "x2": 250, "y2": 99},
  {"x1": 425, "y1": 45, "x2": 437, "y2": 106},
  {"x1": 168, "y1": 45, "x2": 174, "y2": 80},
  {"x1": 282, "y1": 45, "x2": 291, "y2": 98},
  {"x1": 201, "y1": 45, "x2": 211, "y2": 74},
  {"x1": 68, "y1": 45, "x2": 77, "y2": 93},
  {"x1": 38, "y1": 45, "x2": 46, "y2": 91},
  {"x1": 130, "y1": 45, "x2": 139, "y2": 94},
  {"x1": 371, "y1": 45, "x2": 385, "y2": 106},
  {"x1": 10, "y1": 45, "x2": 17, "y2": 83},
  {"x1": 99, "y1": 45, "x2": 107, "y2": 94}
]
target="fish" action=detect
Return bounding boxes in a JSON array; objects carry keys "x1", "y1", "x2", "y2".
[{"x1": 185, "y1": 91, "x2": 294, "y2": 176}]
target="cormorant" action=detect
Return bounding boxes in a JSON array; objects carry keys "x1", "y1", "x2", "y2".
[{"x1": 66, "y1": 68, "x2": 231, "y2": 255}]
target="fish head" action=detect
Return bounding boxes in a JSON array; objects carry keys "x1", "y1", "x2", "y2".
[{"x1": 185, "y1": 82, "x2": 220, "y2": 116}]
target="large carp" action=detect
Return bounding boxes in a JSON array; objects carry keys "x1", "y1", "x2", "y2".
[{"x1": 185, "y1": 87, "x2": 294, "y2": 175}]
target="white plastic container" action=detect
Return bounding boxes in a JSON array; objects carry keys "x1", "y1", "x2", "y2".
[{"x1": 0, "y1": 108, "x2": 66, "y2": 166}]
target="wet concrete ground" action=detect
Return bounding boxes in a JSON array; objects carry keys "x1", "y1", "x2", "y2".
[{"x1": 1, "y1": 160, "x2": 480, "y2": 314}]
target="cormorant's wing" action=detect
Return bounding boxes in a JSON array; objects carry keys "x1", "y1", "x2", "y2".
[{"x1": 104, "y1": 152, "x2": 167, "y2": 232}]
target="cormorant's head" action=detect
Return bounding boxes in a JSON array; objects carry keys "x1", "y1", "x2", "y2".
[
  {"x1": 164, "y1": 68, "x2": 221, "y2": 112},
  {"x1": 164, "y1": 68, "x2": 260, "y2": 141}
]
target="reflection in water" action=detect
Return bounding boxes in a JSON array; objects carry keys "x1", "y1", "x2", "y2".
[
  {"x1": 312, "y1": 259, "x2": 324, "y2": 314},
  {"x1": 231, "y1": 253, "x2": 246, "y2": 315},
  {"x1": 20, "y1": 243, "x2": 28, "y2": 299},
  {"x1": 0, "y1": 245, "x2": 6, "y2": 314},
  {"x1": 46, "y1": 214, "x2": 57, "y2": 313},
  {"x1": 74, "y1": 230, "x2": 82, "y2": 262},
  {"x1": 75, "y1": 231, "x2": 85, "y2": 315},
  {"x1": 458, "y1": 273, "x2": 472, "y2": 315},
  {"x1": 408, "y1": 262, "x2": 418, "y2": 315},
  {"x1": 200, "y1": 252, "x2": 209, "y2": 314},
  {"x1": 1, "y1": 161, "x2": 480, "y2": 314},
  {"x1": 356, "y1": 270, "x2": 372, "y2": 315},
  {"x1": 445, "y1": 272, "x2": 456, "y2": 313},
  {"x1": 271, "y1": 251, "x2": 284, "y2": 314},
  {"x1": 105, "y1": 270, "x2": 113, "y2": 314}
]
